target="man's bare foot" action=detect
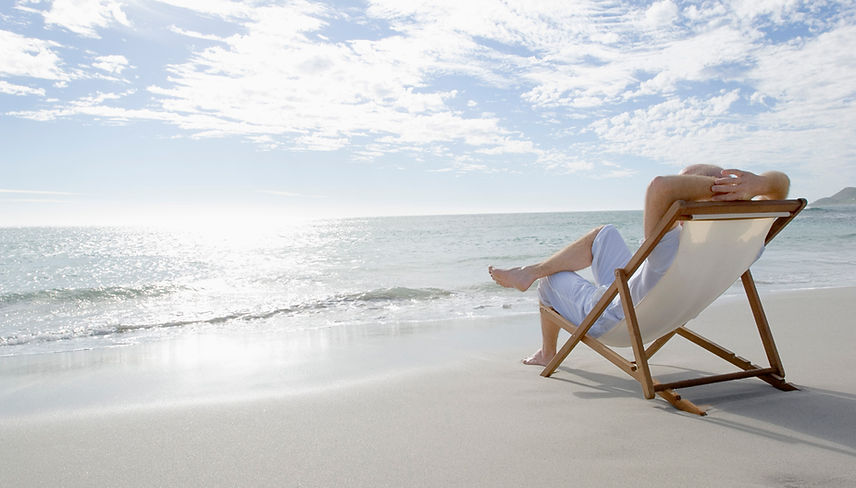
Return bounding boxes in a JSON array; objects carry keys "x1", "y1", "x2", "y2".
[
  {"x1": 522, "y1": 349, "x2": 554, "y2": 366},
  {"x1": 488, "y1": 265, "x2": 538, "y2": 292}
]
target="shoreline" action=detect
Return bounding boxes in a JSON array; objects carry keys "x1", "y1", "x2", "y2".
[
  {"x1": 1, "y1": 281, "x2": 843, "y2": 360},
  {"x1": 2, "y1": 286, "x2": 855, "y2": 486},
  {"x1": 1, "y1": 286, "x2": 854, "y2": 418},
  {"x1": 0, "y1": 308, "x2": 541, "y2": 419}
]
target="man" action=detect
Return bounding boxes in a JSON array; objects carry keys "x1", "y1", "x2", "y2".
[{"x1": 488, "y1": 166, "x2": 790, "y2": 366}]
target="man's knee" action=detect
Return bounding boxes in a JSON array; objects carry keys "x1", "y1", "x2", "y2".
[
  {"x1": 591, "y1": 224, "x2": 616, "y2": 243},
  {"x1": 590, "y1": 224, "x2": 629, "y2": 265},
  {"x1": 587, "y1": 225, "x2": 606, "y2": 243}
]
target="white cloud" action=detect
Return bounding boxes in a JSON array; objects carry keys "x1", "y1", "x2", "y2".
[
  {"x1": 534, "y1": 149, "x2": 596, "y2": 173},
  {"x1": 751, "y1": 24, "x2": 856, "y2": 128},
  {"x1": 0, "y1": 79, "x2": 45, "y2": 96},
  {"x1": 593, "y1": 168, "x2": 637, "y2": 179},
  {"x1": 643, "y1": 0, "x2": 679, "y2": 28},
  {"x1": 120, "y1": 2, "x2": 537, "y2": 157},
  {"x1": 428, "y1": 160, "x2": 493, "y2": 174},
  {"x1": 92, "y1": 54, "x2": 129, "y2": 74},
  {"x1": 9, "y1": 91, "x2": 169, "y2": 123},
  {"x1": 589, "y1": 90, "x2": 744, "y2": 164},
  {"x1": 731, "y1": 0, "x2": 804, "y2": 24},
  {"x1": 41, "y1": 0, "x2": 130, "y2": 38},
  {"x1": 168, "y1": 25, "x2": 229, "y2": 42},
  {"x1": 153, "y1": 0, "x2": 255, "y2": 20},
  {"x1": 603, "y1": 161, "x2": 638, "y2": 178},
  {"x1": 519, "y1": 14, "x2": 758, "y2": 107},
  {"x1": 0, "y1": 29, "x2": 65, "y2": 79},
  {"x1": 3, "y1": 0, "x2": 855, "y2": 186}
]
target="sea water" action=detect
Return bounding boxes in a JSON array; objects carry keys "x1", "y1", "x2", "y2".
[{"x1": 1, "y1": 207, "x2": 854, "y2": 356}]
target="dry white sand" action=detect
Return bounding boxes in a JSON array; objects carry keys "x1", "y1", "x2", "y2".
[{"x1": 2, "y1": 287, "x2": 855, "y2": 487}]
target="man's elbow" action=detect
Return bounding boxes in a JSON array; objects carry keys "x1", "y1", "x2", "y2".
[
  {"x1": 644, "y1": 175, "x2": 676, "y2": 211},
  {"x1": 646, "y1": 175, "x2": 678, "y2": 202},
  {"x1": 647, "y1": 175, "x2": 669, "y2": 195},
  {"x1": 776, "y1": 172, "x2": 790, "y2": 199},
  {"x1": 762, "y1": 171, "x2": 790, "y2": 200}
]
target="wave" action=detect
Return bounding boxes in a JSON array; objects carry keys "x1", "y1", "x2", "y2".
[
  {"x1": 342, "y1": 286, "x2": 452, "y2": 303},
  {"x1": 802, "y1": 205, "x2": 856, "y2": 214},
  {"x1": 805, "y1": 204, "x2": 856, "y2": 211},
  {"x1": 748, "y1": 278, "x2": 814, "y2": 286},
  {"x1": 0, "y1": 286, "x2": 457, "y2": 350},
  {"x1": 0, "y1": 284, "x2": 179, "y2": 307},
  {"x1": 801, "y1": 206, "x2": 856, "y2": 220}
]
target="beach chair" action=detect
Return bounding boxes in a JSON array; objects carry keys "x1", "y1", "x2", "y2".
[{"x1": 540, "y1": 199, "x2": 806, "y2": 415}]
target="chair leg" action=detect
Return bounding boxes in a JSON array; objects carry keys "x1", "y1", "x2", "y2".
[
  {"x1": 615, "y1": 269, "x2": 655, "y2": 400},
  {"x1": 536, "y1": 271, "x2": 796, "y2": 414},
  {"x1": 540, "y1": 304, "x2": 641, "y2": 378},
  {"x1": 540, "y1": 306, "x2": 588, "y2": 377},
  {"x1": 656, "y1": 387, "x2": 707, "y2": 416},
  {"x1": 741, "y1": 270, "x2": 786, "y2": 377},
  {"x1": 676, "y1": 327, "x2": 798, "y2": 392}
]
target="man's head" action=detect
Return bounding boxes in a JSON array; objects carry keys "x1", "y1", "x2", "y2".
[{"x1": 680, "y1": 164, "x2": 723, "y2": 178}]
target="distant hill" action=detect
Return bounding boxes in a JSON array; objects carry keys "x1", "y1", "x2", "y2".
[{"x1": 812, "y1": 187, "x2": 856, "y2": 207}]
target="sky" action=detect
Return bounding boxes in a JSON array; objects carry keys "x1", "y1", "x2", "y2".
[{"x1": 1, "y1": 0, "x2": 855, "y2": 226}]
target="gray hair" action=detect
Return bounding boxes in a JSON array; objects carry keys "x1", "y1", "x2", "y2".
[{"x1": 680, "y1": 164, "x2": 723, "y2": 178}]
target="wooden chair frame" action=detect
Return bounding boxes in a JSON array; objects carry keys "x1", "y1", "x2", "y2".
[{"x1": 540, "y1": 199, "x2": 807, "y2": 415}]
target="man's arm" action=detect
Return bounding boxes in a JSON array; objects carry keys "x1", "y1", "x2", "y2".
[
  {"x1": 643, "y1": 169, "x2": 791, "y2": 240},
  {"x1": 643, "y1": 174, "x2": 716, "y2": 240},
  {"x1": 711, "y1": 170, "x2": 790, "y2": 201}
]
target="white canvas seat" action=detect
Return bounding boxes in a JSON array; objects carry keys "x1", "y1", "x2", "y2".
[
  {"x1": 539, "y1": 199, "x2": 806, "y2": 415},
  {"x1": 598, "y1": 216, "x2": 777, "y2": 347}
]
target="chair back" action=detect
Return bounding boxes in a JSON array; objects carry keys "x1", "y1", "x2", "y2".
[{"x1": 598, "y1": 215, "x2": 779, "y2": 347}]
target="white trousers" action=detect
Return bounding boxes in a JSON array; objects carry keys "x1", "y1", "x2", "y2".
[{"x1": 537, "y1": 224, "x2": 631, "y2": 337}]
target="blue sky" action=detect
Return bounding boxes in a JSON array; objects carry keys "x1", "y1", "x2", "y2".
[{"x1": 1, "y1": 0, "x2": 855, "y2": 226}]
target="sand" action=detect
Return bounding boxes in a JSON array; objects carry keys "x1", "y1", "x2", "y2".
[{"x1": 2, "y1": 287, "x2": 855, "y2": 487}]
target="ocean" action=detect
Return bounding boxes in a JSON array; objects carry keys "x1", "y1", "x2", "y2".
[{"x1": 2, "y1": 206, "x2": 854, "y2": 357}]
